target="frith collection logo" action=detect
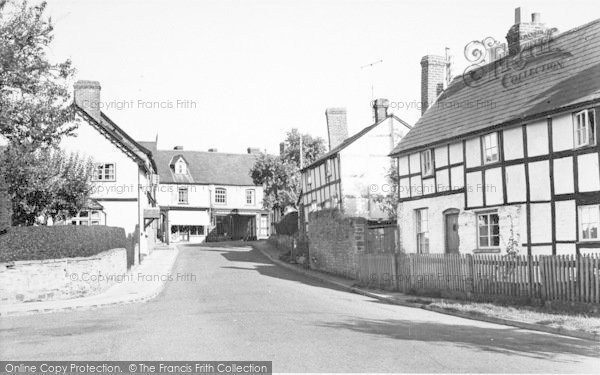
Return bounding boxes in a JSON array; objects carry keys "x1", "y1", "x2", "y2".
[{"x1": 461, "y1": 28, "x2": 568, "y2": 88}]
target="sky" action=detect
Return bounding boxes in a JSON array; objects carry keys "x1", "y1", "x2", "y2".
[{"x1": 35, "y1": 0, "x2": 600, "y2": 153}]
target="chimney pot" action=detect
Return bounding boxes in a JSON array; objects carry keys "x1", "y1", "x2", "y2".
[
  {"x1": 531, "y1": 12, "x2": 541, "y2": 23},
  {"x1": 173, "y1": 146, "x2": 183, "y2": 150},
  {"x1": 208, "y1": 148, "x2": 218, "y2": 152},
  {"x1": 325, "y1": 108, "x2": 348, "y2": 151},
  {"x1": 74, "y1": 80, "x2": 101, "y2": 122},
  {"x1": 373, "y1": 98, "x2": 390, "y2": 122},
  {"x1": 247, "y1": 147, "x2": 260, "y2": 154}
]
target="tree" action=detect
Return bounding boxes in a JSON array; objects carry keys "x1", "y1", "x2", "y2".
[
  {"x1": 250, "y1": 129, "x2": 326, "y2": 214},
  {"x1": 373, "y1": 165, "x2": 400, "y2": 219},
  {"x1": 1, "y1": 147, "x2": 94, "y2": 225},
  {"x1": 0, "y1": 0, "x2": 77, "y2": 150}
]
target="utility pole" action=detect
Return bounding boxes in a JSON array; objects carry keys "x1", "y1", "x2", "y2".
[{"x1": 299, "y1": 134, "x2": 304, "y2": 169}]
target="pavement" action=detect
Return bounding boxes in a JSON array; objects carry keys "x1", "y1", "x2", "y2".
[
  {"x1": 0, "y1": 245, "x2": 179, "y2": 317},
  {"x1": 254, "y1": 241, "x2": 600, "y2": 342},
  {"x1": 0, "y1": 241, "x2": 598, "y2": 372}
]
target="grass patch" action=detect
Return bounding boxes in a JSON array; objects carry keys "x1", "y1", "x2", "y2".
[{"x1": 430, "y1": 301, "x2": 600, "y2": 335}]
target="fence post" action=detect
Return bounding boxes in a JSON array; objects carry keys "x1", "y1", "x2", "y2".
[
  {"x1": 467, "y1": 254, "x2": 474, "y2": 295},
  {"x1": 528, "y1": 253, "x2": 534, "y2": 300}
]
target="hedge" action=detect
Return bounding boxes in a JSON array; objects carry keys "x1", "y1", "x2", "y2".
[
  {"x1": 0, "y1": 225, "x2": 127, "y2": 262},
  {"x1": 274, "y1": 211, "x2": 298, "y2": 235}
]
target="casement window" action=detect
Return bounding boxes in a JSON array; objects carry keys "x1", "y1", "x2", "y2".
[
  {"x1": 175, "y1": 160, "x2": 187, "y2": 174},
  {"x1": 215, "y1": 187, "x2": 226, "y2": 204},
  {"x1": 307, "y1": 174, "x2": 312, "y2": 189},
  {"x1": 416, "y1": 208, "x2": 429, "y2": 254},
  {"x1": 94, "y1": 163, "x2": 116, "y2": 181},
  {"x1": 477, "y1": 211, "x2": 500, "y2": 248},
  {"x1": 71, "y1": 210, "x2": 101, "y2": 226},
  {"x1": 178, "y1": 187, "x2": 188, "y2": 204},
  {"x1": 420, "y1": 150, "x2": 433, "y2": 177},
  {"x1": 578, "y1": 204, "x2": 599, "y2": 241},
  {"x1": 573, "y1": 109, "x2": 596, "y2": 148},
  {"x1": 245, "y1": 189, "x2": 255, "y2": 205},
  {"x1": 483, "y1": 133, "x2": 499, "y2": 164}
]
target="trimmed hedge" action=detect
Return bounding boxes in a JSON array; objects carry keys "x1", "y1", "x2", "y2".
[
  {"x1": 274, "y1": 211, "x2": 298, "y2": 235},
  {"x1": 0, "y1": 225, "x2": 127, "y2": 262}
]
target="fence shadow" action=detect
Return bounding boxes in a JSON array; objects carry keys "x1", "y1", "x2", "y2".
[{"x1": 317, "y1": 317, "x2": 600, "y2": 360}]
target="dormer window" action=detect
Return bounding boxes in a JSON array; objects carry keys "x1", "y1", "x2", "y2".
[{"x1": 175, "y1": 159, "x2": 187, "y2": 174}]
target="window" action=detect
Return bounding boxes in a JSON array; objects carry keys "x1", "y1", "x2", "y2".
[
  {"x1": 574, "y1": 109, "x2": 596, "y2": 148},
  {"x1": 483, "y1": 133, "x2": 499, "y2": 164},
  {"x1": 477, "y1": 211, "x2": 500, "y2": 248},
  {"x1": 421, "y1": 150, "x2": 433, "y2": 177},
  {"x1": 178, "y1": 187, "x2": 188, "y2": 204},
  {"x1": 246, "y1": 189, "x2": 255, "y2": 205},
  {"x1": 175, "y1": 160, "x2": 187, "y2": 174},
  {"x1": 215, "y1": 187, "x2": 226, "y2": 204},
  {"x1": 579, "y1": 205, "x2": 599, "y2": 241},
  {"x1": 307, "y1": 175, "x2": 312, "y2": 189},
  {"x1": 71, "y1": 210, "x2": 101, "y2": 226},
  {"x1": 310, "y1": 200, "x2": 317, "y2": 212},
  {"x1": 416, "y1": 208, "x2": 429, "y2": 254},
  {"x1": 94, "y1": 163, "x2": 115, "y2": 181}
]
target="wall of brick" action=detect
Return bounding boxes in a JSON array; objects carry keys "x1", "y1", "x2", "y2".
[
  {"x1": 0, "y1": 248, "x2": 127, "y2": 303},
  {"x1": 307, "y1": 209, "x2": 366, "y2": 279}
]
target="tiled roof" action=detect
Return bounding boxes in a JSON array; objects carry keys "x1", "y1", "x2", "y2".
[
  {"x1": 155, "y1": 150, "x2": 259, "y2": 186},
  {"x1": 302, "y1": 114, "x2": 411, "y2": 171},
  {"x1": 391, "y1": 18, "x2": 600, "y2": 155}
]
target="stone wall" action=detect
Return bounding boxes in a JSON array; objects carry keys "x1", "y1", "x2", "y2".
[
  {"x1": 0, "y1": 248, "x2": 127, "y2": 303},
  {"x1": 307, "y1": 209, "x2": 366, "y2": 279}
]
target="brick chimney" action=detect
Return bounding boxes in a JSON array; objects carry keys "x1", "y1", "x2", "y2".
[
  {"x1": 373, "y1": 98, "x2": 389, "y2": 122},
  {"x1": 325, "y1": 108, "x2": 348, "y2": 151},
  {"x1": 506, "y1": 7, "x2": 550, "y2": 55},
  {"x1": 247, "y1": 147, "x2": 260, "y2": 154},
  {"x1": 74, "y1": 80, "x2": 101, "y2": 123},
  {"x1": 420, "y1": 55, "x2": 446, "y2": 115}
]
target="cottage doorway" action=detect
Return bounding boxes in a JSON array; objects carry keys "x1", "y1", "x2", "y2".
[{"x1": 444, "y1": 210, "x2": 460, "y2": 254}]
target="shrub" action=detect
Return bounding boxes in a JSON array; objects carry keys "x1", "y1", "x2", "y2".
[
  {"x1": 0, "y1": 225, "x2": 127, "y2": 262},
  {"x1": 275, "y1": 211, "x2": 298, "y2": 235}
]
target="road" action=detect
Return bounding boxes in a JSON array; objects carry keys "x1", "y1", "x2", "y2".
[{"x1": 1, "y1": 242, "x2": 599, "y2": 373}]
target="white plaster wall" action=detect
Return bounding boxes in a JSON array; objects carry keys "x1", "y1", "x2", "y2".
[
  {"x1": 555, "y1": 200, "x2": 576, "y2": 241},
  {"x1": 465, "y1": 137, "x2": 481, "y2": 168},
  {"x1": 466, "y1": 171, "x2": 483, "y2": 207},
  {"x1": 450, "y1": 166, "x2": 464, "y2": 189},
  {"x1": 434, "y1": 145, "x2": 448, "y2": 167},
  {"x1": 436, "y1": 169, "x2": 450, "y2": 192},
  {"x1": 530, "y1": 203, "x2": 552, "y2": 243},
  {"x1": 503, "y1": 126, "x2": 524, "y2": 160},
  {"x1": 577, "y1": 153, "x2": 600, "y2": 192},
  {"x1": 399, "y1": 156, "x2": 409, "y2": 175},
  {"x1": 485, "y1": 167, "x2": 503, "y2": 205},
  {"x1": 552, "y1": 113, "x2": 574, "y2": 152},
  {"x1": 448, "y1": 142, "x2": 463, "y2": 164},
  {"x1": 526, "y1": 120, "x2": 549, "y2": 157},
  {"x1": 505, "y1": 164, "x2": 526, "y2": 202},
  {"x1": 553, "y1": 157, "x2": 574, "y2": 194},
  {"x1": 528, "y1": 160, "x2": 550, "y2": 201},
  {"x1": 397, "y1": 193, "x2": 464, "y2": 254}
]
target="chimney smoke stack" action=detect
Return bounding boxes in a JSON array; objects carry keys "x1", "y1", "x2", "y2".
[
  {"x1": 74, "y1": 80, "x2": 101, "y2": 123},
  {"x1": 373, "y1": 98, "x2": 389, "y2": 123},
  {"x1": 420, "y1": 55, "x2": 446, "y2": 115},
  {"x1": 325, "y1": 108, "x2": 348, "y2": 151}
]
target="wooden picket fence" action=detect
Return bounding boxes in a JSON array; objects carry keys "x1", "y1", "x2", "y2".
[{"x1": 357, "y1": 252, "x2": 600, "y2": 304}]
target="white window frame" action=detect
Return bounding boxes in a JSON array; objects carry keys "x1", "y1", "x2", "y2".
[
  {"x1": 307, "y1": 174, "x2": 312, "y2": 189},
  {"x1": 245, "y1": 189, "x2": 255, "y2": 205},
  {"x1": 482, "y1": 133, "x2": 499, "y2": 164},
  {"x1": 93, "y1": 163, "x2": 116, "y2": 181},
  {"x1": 177, "y1": 187, "x2": 188, "y2": 204},
  {"x1": 175, "y1": 160, "x2": 187, "y2": 174},
  {"x1": 215, "y1": 187, "x2": 227, "y2": 204},
  {"x1": 477, "y1": 211, "x2": 500, "y2": 249},
  {"x1": 416, "y1": 208, "x2": 429, "y2": 254},
  {"x1": 420, "y1": 150, "x2": 433, "y2": 177},
  {"x1": 578, "y1": 204, "x2": 600, "y2": 242},
  {"x1": 573, "y1": 109, "x2": 597, "y2": 148}
]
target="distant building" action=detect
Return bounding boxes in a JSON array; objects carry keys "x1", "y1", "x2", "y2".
[
  {"x1": 300, "y1": 100, "x2": 411, "y2": 226},
  {"x1": 149, "y1": 146, "x2": 269, "y2": 244},
  {"x1": 390, "y1": 10, "x2": 600, "y2": 256}
]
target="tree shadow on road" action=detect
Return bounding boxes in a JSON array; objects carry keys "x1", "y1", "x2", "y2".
[{"x1": 316, "y1": 317, "x2": 600, "y2": 361}]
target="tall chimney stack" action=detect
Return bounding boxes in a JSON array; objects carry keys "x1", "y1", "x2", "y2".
[
  {"x1": 373, "y1": 98, "x2": 389, "y2": 123},
  {"x1": 325, "y1": 108, "x2": 348, "y2": 151},
  {"x1": 420, "y1": 55, "x2": 446, "y2": 115},
  {"x1": 74, "y1": 80, "x2": 101, "y2": 123},
  {"x1": 506, "y1": 7, "x2": 550, "y2": 55}
]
